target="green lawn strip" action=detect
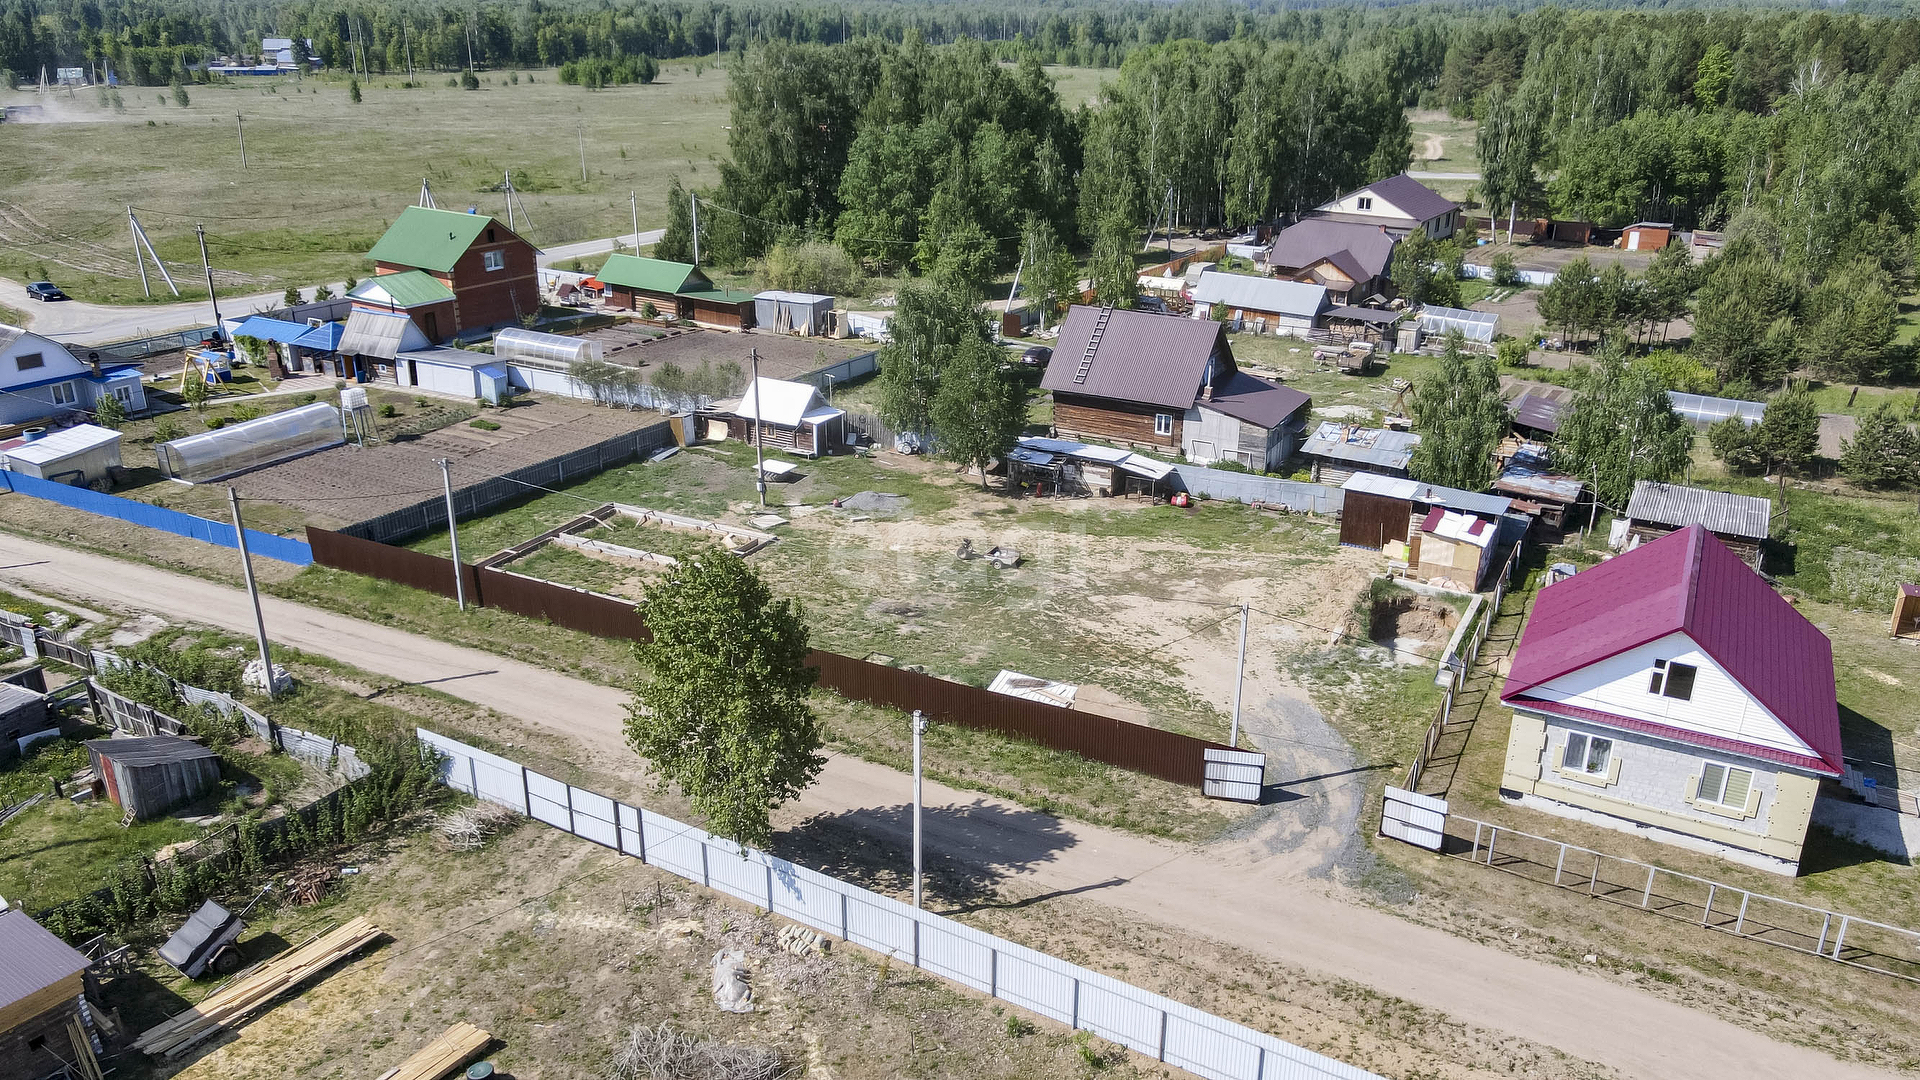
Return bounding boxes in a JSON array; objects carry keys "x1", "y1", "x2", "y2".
[
  {"x1": 0, "y1": 797, "x2": 202, "y2": 912},
  {"x1": 1679, "y1": 470, "x2": 1920, "y2": 603}
]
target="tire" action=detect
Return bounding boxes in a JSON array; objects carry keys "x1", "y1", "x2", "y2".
[{"x1": 211, "y1": 947, "x2": 244, "y2": 975}]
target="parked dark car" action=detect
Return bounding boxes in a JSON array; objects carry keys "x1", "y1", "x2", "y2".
[
  {"x1": 1021, "y1": 345, "x2": 1053, "y2": 367},
  {"x1": 25, "y1": 281, "x2": 67, "y2": 302}
]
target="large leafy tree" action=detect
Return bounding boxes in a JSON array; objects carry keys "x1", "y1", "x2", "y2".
[
  {"x1": 931, "y1": 335, "x2": 1027, "y2": 489},
  {"x1": 626, "y1": 553, "x2": 822, "y2": 849},
  {"x1": 1554, "y1": 342, "x2": 1693, "y2": 509},
  {"x1": 1408, "y1": 336, "x2": 1505, "y2": 491},
  {"x1": 874, "y1": 282, "x2": 989, "y2": 438}
]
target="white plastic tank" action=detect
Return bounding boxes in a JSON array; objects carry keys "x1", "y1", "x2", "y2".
[{"x1": 341, "y1": 386, "x2": 369, "y2": 411}]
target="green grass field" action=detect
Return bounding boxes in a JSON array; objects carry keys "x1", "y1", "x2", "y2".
[{"x1": 0, "y1": 62, "x2": 1112, "y2": 305}]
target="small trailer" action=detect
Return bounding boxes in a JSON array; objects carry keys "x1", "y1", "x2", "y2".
[{"x1": 158, "y1": 899, "x2": 247, "y2": 978}]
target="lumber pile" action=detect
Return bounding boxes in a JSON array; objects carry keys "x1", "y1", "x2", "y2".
[
  {"x1": 134, "y1": 918, "x2": 384, "y2": 1057},
  {"x1": 374, "y1": 1022, "x2": 494, "y2": 1080}
]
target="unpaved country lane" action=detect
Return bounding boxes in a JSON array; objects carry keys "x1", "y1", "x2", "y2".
[{"x1": 0, "y1": 532, "x2": 1895, "y2": 1080}]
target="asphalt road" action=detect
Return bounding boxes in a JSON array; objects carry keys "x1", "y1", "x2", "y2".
[
  {"x1": 2, "y1": 231, "x2": 654, "y2": 345},
  {"x1": 0, "y1": 531, "x2": 1889, "y2": 1080}
]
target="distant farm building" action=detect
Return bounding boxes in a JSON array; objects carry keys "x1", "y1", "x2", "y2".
[
  {"x1": 1618, "y1": 222, "x2": 1673, "y2": 251},
  {"x1": 596, "y1": 256, "x2": 757, "y2": 329},
  {"x1": 87, "y1": 735, "x2": 220, "y2": 820}
]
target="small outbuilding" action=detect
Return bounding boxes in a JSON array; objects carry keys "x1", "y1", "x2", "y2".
[
  {"x1": 0, "y1": 680, "x2": 52, "y2": 764},
  {"x1": 394, "y1": 347, "x2": 513, "y2": 404},
  {"x1": 1300, "y1": 421, "x2": 1420, "y2": 486},
  {"x1": 1618, "y1": 222, "x2": 1672, "y2": 252},
  {"x1": 754, "y1": 291, "x2": 836, "y2": 336},
  {"x1": 1339, "y1": 472, "x2": 1515, "y2": 590},
  {"x1": 0, "y1": 910, "x2": 103, "y2": 1080},
  {"x1": 1894, "y1": 584, "x2": 1920, "y2": 639},
  {"x1": 1622, "y1": 481, "x2": 1770, "y2": 570},
  {"x1": 86, "y1": 735, "x2": 220, "y2": 820},
  {"x1": 1188, "y1": 272, "x2": 1328, "y2": 335},
  {"x1": 723, "y1": 377, "x2": 846, "y2": 457},
  {"x1": 0, "y1": 424, "x2": 122, "y2": 487}
]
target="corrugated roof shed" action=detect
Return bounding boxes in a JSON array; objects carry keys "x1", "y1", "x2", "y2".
[
  {"x1": 1626, "y1": 481, "x2": 1770, "y2": 540},
  {"x1": 1338, "y1": 471, "x2": 1510, "y2": 517},
  {"x1": 1502, "y1": 525, "x2": 1839, "y2": 775},
  {"x1": 1201, "y1": 371, "x2": 1311, "y2": 429},
  {"x1": 1303, "y1": 422, "x2": 1421, "y2": 469},
  {"x1": 1188, "y1": 272, "x2": 1328, "y2": 318},
  {"x1": 0, "y1": 910, "x2": 91, "y2": 1010},
  {"x1": 367, "y1": 207, "x2": 500, "y2": 273},
  {"x1": 87, "y1": 735, "x2": 218, "y2": 766},
  {"x1": 597, "y1": 254, "x2": 710, "y2": 295}
]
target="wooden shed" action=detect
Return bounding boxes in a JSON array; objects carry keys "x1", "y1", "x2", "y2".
[
  {"x1": 87, "y1": 735, "x2": 220, "y2": 820},
  {"x1": 0, "y1": 910, "x2": 101, "y2": 1080},
  {"x1": 0, "y1": 680, "x2": 50, "y2": 765},
  {"x1": 1894, "y1": 584, "x2": 1920, "y2": 640}
]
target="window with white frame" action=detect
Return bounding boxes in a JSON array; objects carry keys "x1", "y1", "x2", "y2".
[
  {"x1": 1648, "y1": 658, "x2": 1697, "y2": 700},
  {"x1": 1562, "y1": 732, "x2": 1613, "y2": 776},
  {"x1": 1356, "y1": 196, "x2": 1374, "y2": 211},
  {"x1": 49, "y1": 381, "x2": 76, "y2": 405},
  {"x1": 484, "y1": 250, "x2": 505, "y2": 272},
  {"x1": 1696, "y1": 762, "x2": 1754, "y2": 809},
  {"x1": 1153, "y1": 413, "x2": 1173, "y2": 437}
]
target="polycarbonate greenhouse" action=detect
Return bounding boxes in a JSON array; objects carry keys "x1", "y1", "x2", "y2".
[
  {"x1": 492, "y1": 328, "x2": 603, "y2": 367},
  {"x1": 1667, "y1": 391, "x2": 1765, "y2": 428},
  {"x1": 1415, "y1": 304, "x2": 1499, "y2": 344},
  {"x1": 158, "y1": 402, "x2": 346, "y2": 483}
]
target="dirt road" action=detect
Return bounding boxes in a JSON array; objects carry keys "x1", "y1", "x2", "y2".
[{"x1": 0, "y1": 533, "x2": 1892, "y2": 1080}]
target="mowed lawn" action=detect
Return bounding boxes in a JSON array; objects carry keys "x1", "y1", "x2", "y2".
[{"x1": 0, "y1": 62, "x2": 1112, "y2": 304}]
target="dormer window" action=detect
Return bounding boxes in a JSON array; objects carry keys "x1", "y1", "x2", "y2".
[
  {"x1": 1648, "y1": 659, "x2": 1696, "y2": 700},
  {"x1": 1356, "y1": 196, "x2": 1373, "y2": 211}
]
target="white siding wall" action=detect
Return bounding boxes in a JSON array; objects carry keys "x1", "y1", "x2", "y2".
[
  {"x1": 1530, "y1": 632, "x2": 1813, "y2": 758},
  {"x1": 414, "y1": 361, "x2": 480, "y2": 399},
  {"x1": 1182, "y1": 406, "x2": 1243, "y2": 466}
]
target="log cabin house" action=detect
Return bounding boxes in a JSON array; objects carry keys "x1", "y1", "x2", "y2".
[{"x1": 1041, "y1": 306, "x2": 1310, "y2": 472}]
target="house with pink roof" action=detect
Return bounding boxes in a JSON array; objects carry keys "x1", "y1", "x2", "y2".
[{"x1": 1499, "y1": 525, "x2": 1841, "y2": 874}]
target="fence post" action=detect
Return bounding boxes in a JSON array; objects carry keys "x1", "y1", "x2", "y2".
[
  {"x1": 1702, "y1": 884, "x2": 1716, "y2": 926},
  {"x1": 1158, "y1": 1010, "x2": 1169, "y2": 1061},
  {"x1": 1642, "y1": 865, "x2": 1655, "y2": 908},
  {"x1": 1553, "y1": 844, "x2": 1567, "y2": 886},
  {"x1": 700, "y1": 841, "x2": 710, "y2": 887},
  {"x1": 520, "y1": 766, "x2": 532, "y2": 816},
  {"x1": 840, "y1": 892, "x2": 849, "y2": 941},
  {"x1": 1734, "y1": 892, "x2": 1750, "y2": 935},
  {"x1": 1589, "y1": 853, "x2": 1600, "y2": 895},
  {"x1": 1832, "y1": 916, "x2": 1850, "y2": 959}
]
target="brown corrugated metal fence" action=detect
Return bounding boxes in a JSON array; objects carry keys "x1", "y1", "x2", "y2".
[
  {"x1": 306, "y1": 527, "x2": 1223, "y2": 788},
  {"x1": 1337, "y1": 490, "x2": 1411, "y2": 550}
]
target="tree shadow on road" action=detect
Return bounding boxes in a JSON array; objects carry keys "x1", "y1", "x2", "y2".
[{"x1": 775, "y1": 799, "x2": 1080, "y2": 909}]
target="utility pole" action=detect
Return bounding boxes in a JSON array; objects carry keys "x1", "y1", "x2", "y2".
[
  {"x1": 130, "y1": 206, "x2": 150, "y2": 298},
  {"x1": 504, "y1": 170, "x2": 515, "y2": 230},
  {"x1": 578, "y1": 126, "x2": 587, "y2": 183},
  {"x1": 690, "y1": 191, "x2": 700, "y2": 265},
  {"x1": 1229, "y1": 602, "x2": 1248, "y2": 747},
  {"x1": 236, "y1": 113, "x2": 247, "y2": 168},
  {"x1": 403, "y1": 24, "x2": 413, "y2": 82},
  {"x1": 227, "y1": 488, "x2": 279, "y2": 698},
  {"x1": 127, "y1": 208, "x2": 177, "y2": 297},
  {"x1": 631, "y1": 192, "x2": 640, "y2": 251},
  {"x1": 439, "y1": 459, "x2": 467, "y2": 610},
  {"x1": 911, "y1": 709, "x2": 926, "y2": 909},
  {"x1": 196, "y1": 224, "x2": 222, "y2": 331},
  {"x1": 750, "y1": 348, "x2": 766, "y2": 508}
]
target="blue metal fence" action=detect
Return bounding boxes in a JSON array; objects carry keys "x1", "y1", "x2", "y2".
[{"x1": 0, "y1": 470, "x2": 313, "y2": 565}]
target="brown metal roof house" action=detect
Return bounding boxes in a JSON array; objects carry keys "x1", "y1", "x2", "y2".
[
  {"x1": 86, "y1": 735, "x2": 220, "y2": 820},
  {"x1": 1308, "y1": 173, "x2": 1462, "y2": 240},
  {"x1": 1265, "y1": 220, "x2": 1398, "y2": 306},
  {"x1": 1042, "y1": 306, "x2": 1311, "y2": 472},
  {"x1": 0, "y1": 909, "x2": 103, "y2": 1080}
]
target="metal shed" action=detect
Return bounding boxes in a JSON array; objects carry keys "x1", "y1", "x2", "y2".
[
  {"x1": 0, "y1": 424, "x2": 122, "y2": 486},
  {"x1": 754, "y1": 291, "x2": 835, "y2": 336},
  {"x1": 0, "y1": 681, "x2": 51, "y2": 764},
  {"x1": 86, "y1": 735, "x2": 220, "y2": 820}
]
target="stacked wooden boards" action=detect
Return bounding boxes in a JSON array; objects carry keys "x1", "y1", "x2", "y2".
[
  {"x1": 134, "y1": 918, "x2": 384, "y2": 1057},
  {"x1": 375, "y1": 1022, "x2": 495, "y2": 1080}
]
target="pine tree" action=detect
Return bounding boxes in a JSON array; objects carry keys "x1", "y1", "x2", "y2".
[
  {"x1": 1756, "y1": 386, "x2": 1821, "y2": 473},
  {"x1": 1839, "y1": 403, "x2": 1920, "y2": 487}
]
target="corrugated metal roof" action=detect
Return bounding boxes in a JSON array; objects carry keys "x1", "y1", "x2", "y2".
[
  {"x1": 230, "y1": 316, "x2": 316, "y2": 345},
  {"x1": 1495, "y1": 466, "x2": 1585, "y2": 504},
  {"x1": 1, "y1": 423, "x2": 120, "y2": 464},
  {"x1": 596, "y1": 254, "x2": 708, "y2": 295},
  {"x1": 736, "y1": 377, "x2": 834, "y2": 427},
  {"x1": 353, "y1": 270, "x2": 455, "y2": 308},
  {"x1": 339, "y1": 309, "x2": 413, "y2": 360},
  {"x1": 367, "y1": 206, "x2": 499, "y2": 273},
  {"x1": 291, "y1": 322, "x2": 345, "y2": 352},
  {"x1": 0, "y1": 910, "x2": 91, "y2": 1009},
  {"x1": 1340, "y1": 470, "x2": 1510, "y2": 515},
  {"x1": 1188, "y1": 272, "x2": 1328, "y2": 318},
  {"x1": 1266, "y1": 220, "x2": 1396, "y2": 281},
  {"x1": 1341, "y1": 174, "x2": 1460, "y2": 224},
  {"x1": 1626, "y1": 481, "x2": 1770, "y2": 539},
  {"x1": 1302, "y1": 422, "x2": 1420, "y2": 468},
  {"x1": 0, "y1": 680, "x2": 43, "y2": 712},
  {"x1": 1041, "y1": 306, "x2": 1228, "y2": 411},
  {"x1": 86, "y1": 734, "x2": 218, "y2": 766},
  {"x1": 1200, "y1": 371, "x2": 1311, "y2": 430},
  {"x1": 1342, "y1": 472, "x2": 1420, "y2": 499},
  {"x1": 1502, "y1": 525, "x2": 1840, "y2": 774}
]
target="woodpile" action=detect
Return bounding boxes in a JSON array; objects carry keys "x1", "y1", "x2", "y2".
[
  {"x1": 134, "y1": 918, "x2": 384, "y2": 1057},
  {"x1": 374, "y1": 1022, "x2": 494, "y2": 1080},
  {"x1": 284, "y1": 865, "x2": 335, "y2": 905}
]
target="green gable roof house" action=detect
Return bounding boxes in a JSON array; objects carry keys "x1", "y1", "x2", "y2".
[
  {"x1": 597, "y1": 254, "x2": 758, "y2": 330},
  {"x1": 358, "y1": 206, "x2": 539, "y2": 347}
]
